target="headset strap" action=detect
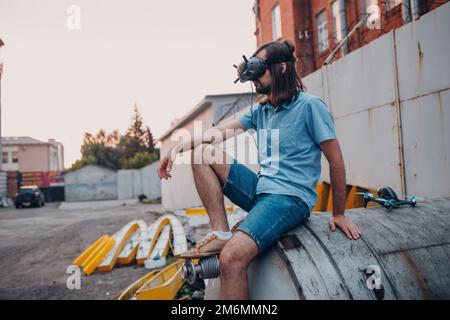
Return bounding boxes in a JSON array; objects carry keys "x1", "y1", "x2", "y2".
[{"x1": 265, "y1": 56, "x2": 296, "y2": 65}]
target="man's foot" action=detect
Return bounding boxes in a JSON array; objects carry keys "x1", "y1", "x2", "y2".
[{"x1": 180, "y1": 232, "x2": 229, "y2": 259}]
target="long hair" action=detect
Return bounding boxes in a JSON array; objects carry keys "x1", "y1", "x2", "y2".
[{"x1": 252, "y1": 40, "x2": 306, "y2": 106}]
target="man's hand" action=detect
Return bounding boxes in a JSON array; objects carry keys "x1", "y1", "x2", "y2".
[
  {"x1": 329, "y1": 215, "x2": 361, "y2": 240},
  {"x1": 157, "y1": 145, "x2": 180, "y2": 180}
]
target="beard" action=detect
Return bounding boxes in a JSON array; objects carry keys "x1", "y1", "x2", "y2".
[{"x1": 254, "y1": 82, "x2": 271, "y2": 94}]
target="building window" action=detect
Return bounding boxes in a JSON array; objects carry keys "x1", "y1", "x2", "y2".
[
  {"x1": 2, "y1": 152, "x2": 8, "y2": 164},
  {"x1": 316, "y1": 10, "x2": 329, "y2": 53},
  {"x1": 272, "y1": 4, "x2": 282, "y2": 40},
  {"x1": 12, "y1": 151, "x2": 18, "y2": 163},
  {"x1": 332, "y1": 1, "x2": 343, "y2": 44},
  {"x1": 385, "y1": 0, "x2": 402, "y2": 11}
]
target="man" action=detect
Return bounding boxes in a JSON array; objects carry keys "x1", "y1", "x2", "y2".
[{"x1": 158, "y1": 40, "x2": 360, "y2": 299}]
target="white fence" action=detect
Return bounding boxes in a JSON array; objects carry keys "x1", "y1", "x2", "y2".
[
  {"x1": 117, "y1": 162, "x2": 161, "y2": 200},
  {"x1": 65, "y1": 162, "x2": 161, "y2": 202}
]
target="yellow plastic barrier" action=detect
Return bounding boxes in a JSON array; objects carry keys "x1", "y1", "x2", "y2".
[
  {"x1": 83, "y1": 237, "x2": 116, "y2": 276},
  {"x1": 114, "y1": 270, "x2": 160, "y2": 300},
  {"x1": 73, "y1": 235, "x2": 109, "y2": 267},
  {"x1": 135, "y1": 260, "x2": 185, "y2": 300},
  {"x1": 97, "y1": 220, "x2": 145, "y2": 272},
  {"x1": 185, "y1": 206, "x2": 234, "y2": 215}
]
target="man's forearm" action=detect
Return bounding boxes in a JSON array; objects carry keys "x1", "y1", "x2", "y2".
[
  {"x1": 172, "y1": 120, "x2": 244, "y2": 155},
  {"x1": 329, "y1": 160, "x2": 346, "y2": 216}
]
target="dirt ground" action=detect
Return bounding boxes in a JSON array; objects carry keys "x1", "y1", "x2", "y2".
[{"x1": 0, "y1": 200, "x2": 170, "y2": 300}]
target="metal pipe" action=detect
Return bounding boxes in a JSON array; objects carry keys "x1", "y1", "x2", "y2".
[
  {"x1": 391, "y1": 31, "x2": 407, "y2": 198},
  {"x1": 255, "y1": 0, "x2": 263, "y2": 46},
  {"x1": 324, "y1": 13, "x2": 368, "y2": 65},
  {"x1": 339, "y1": 0, "x2": 349, "y2": 55},
  {"x1": 0, "y1": 38, "x2": 4, "y2": 172}
]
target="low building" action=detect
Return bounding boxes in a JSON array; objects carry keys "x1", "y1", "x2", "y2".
[
  {"x1": 159, "y1": 92, "x2": 257, "y2": 211},
  {"x1": 2, "y1": 136, "x2": 64, "y2": 172}
]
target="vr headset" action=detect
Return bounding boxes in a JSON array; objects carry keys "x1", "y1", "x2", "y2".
[{"x1": 233, "y1": 54, "x2": 296, "y2": 83}]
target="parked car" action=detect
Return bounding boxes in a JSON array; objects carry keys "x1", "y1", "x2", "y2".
[{"x1": 15, "y1": 186, "x2": 45, "y2": 208}]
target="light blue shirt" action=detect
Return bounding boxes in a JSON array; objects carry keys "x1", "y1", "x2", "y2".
[{"x1": 239, "y1": 91, "x2": 337, "y2": 213}]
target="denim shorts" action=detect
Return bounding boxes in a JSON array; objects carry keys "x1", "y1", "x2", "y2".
[{"x1": 222, "y1": 159, "x2": 310, "y2": 254}]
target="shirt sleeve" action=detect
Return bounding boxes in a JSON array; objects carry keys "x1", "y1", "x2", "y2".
[
  {"x1": 305, "y1": 97, "x2": 337, "y2": 145},
  {"x1": 239, "y1": 105, "x2": 258, "y2": 131}
]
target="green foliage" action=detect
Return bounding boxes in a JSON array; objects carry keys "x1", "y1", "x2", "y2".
[
  {"x1": 69, "y1": 105, "x2": 159, "y2": 171},
  {"x1": 122, "y1": 151, "x2": 158, "y2": 169},
  {"x1": 123, "y1": 104, "x2": 148, "y2": 159}
]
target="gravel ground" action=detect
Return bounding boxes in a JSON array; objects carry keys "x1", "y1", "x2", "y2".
[{"x1": 0, "y1": 201, "x2": 168, "y2": 300}]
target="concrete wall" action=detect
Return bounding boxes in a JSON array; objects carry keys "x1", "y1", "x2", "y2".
[
  {"x1": 140, "y1": 161, "x2": 161, "y2": 200},
  {"x1": 117, "y1": 162, "x2": 161, "y2": 200},
  {"x1": 64, "y1": 165, "x2": 117, "y2": 202}
]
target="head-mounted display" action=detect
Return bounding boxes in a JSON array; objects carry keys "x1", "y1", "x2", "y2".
[{"x1": 233, "y1": 54, "x2": 295, "y2": 83}]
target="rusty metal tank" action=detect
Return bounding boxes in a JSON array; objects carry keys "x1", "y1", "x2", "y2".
[{"x1": 205, "y1": 197, "x2": 450, "y2": 300}]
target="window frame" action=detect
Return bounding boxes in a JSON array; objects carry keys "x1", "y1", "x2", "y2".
[
  {"x1": 385, "y1": 0, "x2": 402, "y2": 12},
  {"x1": 271, "y1": 4, "x2": 282, "y2": 41},
  {"x1": 316, "y1": 9, "x2": 330, "y2": 54},
  {"x1": 12, "y1": 151, "x2": 18, "y2": 164},
  {"x1": 331, "y1": 1, "x2": 343, "y2": 44},
  {"x1": 2, "y1": 152, "x2": 8, "y2": 164}
]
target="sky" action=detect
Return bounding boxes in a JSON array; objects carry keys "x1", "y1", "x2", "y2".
[{"x1": 0, "y1": 0, "x2": 256, "y2": 168}]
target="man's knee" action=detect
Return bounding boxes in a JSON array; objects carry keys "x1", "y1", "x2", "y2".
[
  {"x1": 219, "y1": 246, "x2": 243, "y2": 274},
  {"x1": 219, "y1": 233, "x2": 258, "y2": 273}
]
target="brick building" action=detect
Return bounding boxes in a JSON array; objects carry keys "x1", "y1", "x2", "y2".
[{"x1": 253, "y1": 0, "x2": 448, "y2": 76}]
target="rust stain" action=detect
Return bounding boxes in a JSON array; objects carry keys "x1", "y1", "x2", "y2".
[
  {"x1": 400, "y1": 251, "x2": 433, "y2": 299},
  {"x1": 437, "y1": 93, "x2": 449, "y2": 177},
  {"x1": 417, "y1": 42, "x2": 424, "y2": 73}
]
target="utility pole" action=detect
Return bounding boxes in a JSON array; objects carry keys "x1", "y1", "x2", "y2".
[{"x1": 0, "y1": 38, "x2": 4, "y2": 171}]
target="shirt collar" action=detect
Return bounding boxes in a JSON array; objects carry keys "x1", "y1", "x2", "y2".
[{"x1": 261, "y1": 91, "x2": 300, "y2": 111}]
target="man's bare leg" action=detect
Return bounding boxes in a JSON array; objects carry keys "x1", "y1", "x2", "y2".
[
  {"x1": 219, "y1": 231, "x2": 259, "y2": 299},
  {"x1": 191, "y1": 144, "x2": 233, "y2": 232}
]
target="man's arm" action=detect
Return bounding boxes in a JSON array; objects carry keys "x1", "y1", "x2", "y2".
[
  {"x1": 320, "y1": 139, "x2": 361, "y2": 240},
  {"x1": 157, "y1": 119, "x2": 244, "y2": 180}
]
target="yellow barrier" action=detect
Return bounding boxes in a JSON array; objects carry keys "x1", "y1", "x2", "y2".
[
  {"x1": 115, "y1": 270, "x2": 160, "y2": 300},
  {"x1": 98, "y1": 221, "x2": 145, "y2": 272},
  {"x1": 135, "y1": 260, "x2": 185, "y2": 300},
  {"x1": 73, "y1": 235, "x2": 109, "y2": 267},
  {"x1": 83, "y1": 237, "x2": 116, "y2": 276},
  {"x1": 185, "y1": 206, "x2": 234, "y2": 215},
  {"x1": 313, "y1": 182, "x2": 381, "y2": 212}
]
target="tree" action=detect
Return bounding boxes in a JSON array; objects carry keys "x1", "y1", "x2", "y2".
[
  {"x1": 122, "y1": 151, "x2": 158, "y2": 169},
  {"x1": 69, "y1": 129, "x2": 124, "y2": 171},
  {"x1": 145, "y1": 126, "x2": 155, "y2": 153},
  {"x1": 123, "y1": 104, "x2": 148, "y2": 159},
  {"x1": 69, "y1": 104, "x2": 159, "y2": 171}
]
